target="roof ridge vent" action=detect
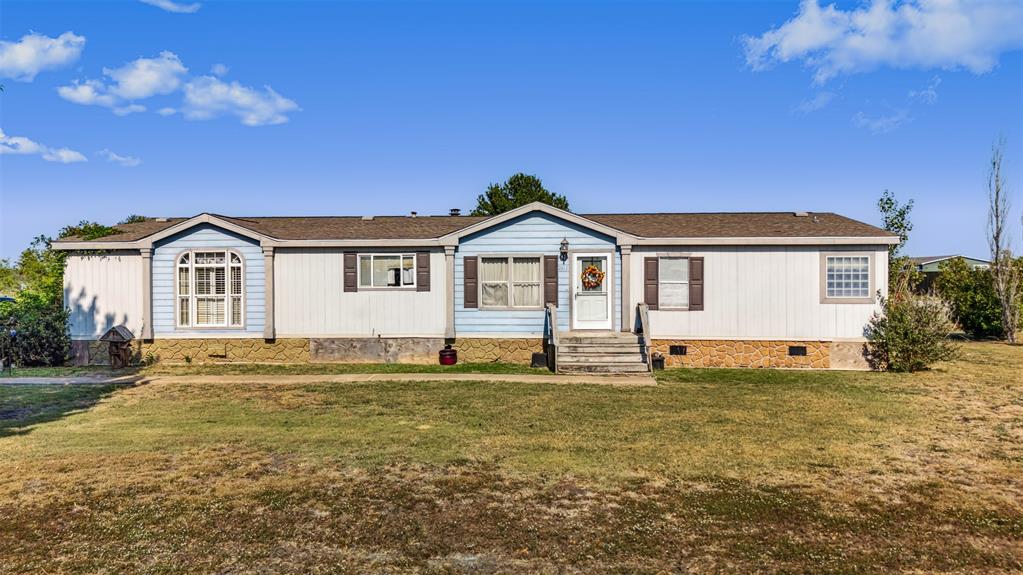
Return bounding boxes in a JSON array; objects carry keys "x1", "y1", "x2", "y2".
[{"x1": 362, "y1": 215, "x2": 374, "y2": 221}]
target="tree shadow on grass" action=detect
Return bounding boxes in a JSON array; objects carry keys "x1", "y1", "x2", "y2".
[{"x1": 0, "y1": 383, "x2": 130, "y2": 438}]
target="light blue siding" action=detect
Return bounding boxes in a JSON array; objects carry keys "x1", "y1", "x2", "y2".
[
  {"x1": 455, "y1": 212, "x2": 621, "y2": 335},
  {"x1": 152, "y1": 223, "x2": 264, "y2": 337}
]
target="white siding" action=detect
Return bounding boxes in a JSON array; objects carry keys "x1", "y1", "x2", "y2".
[
  {"x1": 628, "y1": 245, "x2": 888, "y2": 341},
  {"x1": 274, "y1": 248, "x2": 447, "y2": 337},
  {"x1": 64, "y1": 251, "x2": 143, "y2": 339}
]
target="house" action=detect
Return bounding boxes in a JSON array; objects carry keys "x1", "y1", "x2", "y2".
[
  {"x1": 909, "y1": 255, "x2": 991, "y2": 292},
  {"x1": 909, "y1": 255, "x2": 990, "y2": 272},
  {"x1": 53, "y1": 203, "x2": 897, "y2": 371}
]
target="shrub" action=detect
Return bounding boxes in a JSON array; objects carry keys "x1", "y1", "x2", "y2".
[
  {"x1": 865, "y1": 288, "x2": 959, "y2": 372},
  {"x1": 934, "y1": 257, "x2": 1003, "y2": 339},
  {"x1": 0, "y1": 292, "x2": 70, "y2": 367}
]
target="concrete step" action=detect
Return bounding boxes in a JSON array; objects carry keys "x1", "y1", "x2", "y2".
[
  {"x1": 559, "y1": 362, "x2": 650, "y2": 374},
  {"x1": 558, "y1": 353, "x2": 647, "y2": 364},
  {"x1": 560, "y1": 336, "x2": 643, "y2": 345},
  {"x1": 558, "y1": 344, "x2": 645, "y2": 354}
]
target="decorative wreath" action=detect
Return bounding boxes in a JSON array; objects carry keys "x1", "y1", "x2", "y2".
[{"x1": 580, "y1": 265, "x2": 606, "y2": 290}]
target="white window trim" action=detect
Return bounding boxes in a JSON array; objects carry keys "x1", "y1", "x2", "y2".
[
  {"x1": 175, "y1": 250, "x2": 245, "y2": 329},
  {"x1": 478, "y1": 255, "x2": 543, "y2": 310},
  {"x1": 357, "y1": 253, "x2": 418, "y2": 290},
  {"x1": 820, "y1": 252, "x2": 875, "y2": 304},
  {"x1": 658, "y1": 256, "x2": 690, "y2": 311}
]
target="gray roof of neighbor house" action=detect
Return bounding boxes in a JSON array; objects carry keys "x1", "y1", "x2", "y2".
[
  {"x1": 909, "y1": 255, "x2": 991, "y2": 266},
  {"x1": 57, "y1": 210, "x2": 894, "y2": 243}
]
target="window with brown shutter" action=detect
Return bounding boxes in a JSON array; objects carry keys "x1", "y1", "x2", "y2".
[
  {"x1": 343, "y1": 252, "x2": 357, "y2": 292},
  {"x1": 643, "y1": 257, "x2": 658, "y2": 310},
  {"x1": 416, "y1": 252, "x2": 430, "y2": 292},
  {"x1": 463, "y1": 256, "x2": 478, "y2": 308},
  {"x1": 689, "y1": 257, "x2": 704, "y2": 311},
  {"x1": 543, "y1": 255, "x2": 558, "y2": 307}
]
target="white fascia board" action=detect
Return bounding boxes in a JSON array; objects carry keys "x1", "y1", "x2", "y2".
[
  {"x1": 264, "y1": 239, "x2": 445, "y2": 248},
  {"x1": 630, "y1": 236, "x2": 899, "y2": 246}
]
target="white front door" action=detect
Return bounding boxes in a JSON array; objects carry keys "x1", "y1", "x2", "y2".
[{"x1": 571, "y1": 253, "x2": 613, "y2": 331}]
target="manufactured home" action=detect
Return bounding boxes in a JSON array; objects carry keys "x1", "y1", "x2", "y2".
[{"x1": 53, "y1": 202, "x2": 897, "y2": 371}]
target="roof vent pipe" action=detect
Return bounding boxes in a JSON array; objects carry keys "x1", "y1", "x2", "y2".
[
  {"x1": 449, "y1": 208, "x2": 461, "y2": 216},
  {"x1": 410, "y1": 211, "x2": 418, "y2": 218}
]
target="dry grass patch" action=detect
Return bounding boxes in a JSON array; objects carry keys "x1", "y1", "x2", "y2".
[{"x1": 1, "y1": 342, "x2": 1020, "y2": 573}]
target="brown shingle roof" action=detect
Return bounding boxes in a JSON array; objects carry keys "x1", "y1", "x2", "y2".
[
  {"x1": 58, "y1": 211, "x2": 892, "y2": 243},
  {"x1": 585, "y1": 212, "x2": 891, "y2": 238}
]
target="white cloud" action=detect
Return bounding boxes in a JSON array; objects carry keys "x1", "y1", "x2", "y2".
[
  {"x1": 98, "y1": 149, "x2": 142, "y2": 167},
  {"x1": 182, "y1": 76, "x2": 299, "y2": 126},
  {"x1": 210, "y1": 63, "x2": 229, "y2": 77},
  {"x1": 58, "y1": 51, "x2": 187, "y2": 114},
  {"x1": 157, "y1": 107, "x2": 177, "y2": 116},
  {"x1": 744, "y1": 0, "x2": 1023, "y2": 83},
  {"x1": 0, "y1": 129, "x2": 86, "y2": 163},
  {"x1": 0, "y1": 31, "x2": 85, "y2": 81},
  {"x1": 105, "y1": 51, "x2": 187, "y2": 99},
  {"x1": 794, "y1": 90, "x2": 835, "y2": 113},
  {"x1": 853, "y1": 110, "x2": 910, "y2": 133},
  {"x1": 909, "y1": 75, "x2": 942, "y2": 104},
  {"x1": 140, "y1": 0, "x2": 201, "y2": 14}
]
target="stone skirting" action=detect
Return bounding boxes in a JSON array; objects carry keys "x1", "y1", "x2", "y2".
[
  {"x1": 650, "y1": 339, "x2": 830, "y2": 369},
  {"x1": 140, "y1": 338, "x2": 311, "y2": 364},
  {"x1": 74, "y1": 336, "x2": 544, "y2": 366},
  {"x1": 452, "y1": 338, "x2": 544, "y2": 363}
]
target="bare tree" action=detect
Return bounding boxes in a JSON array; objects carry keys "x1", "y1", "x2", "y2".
[{"x1": 987, "y1": 136, "x2": 1020, "y2": 343}]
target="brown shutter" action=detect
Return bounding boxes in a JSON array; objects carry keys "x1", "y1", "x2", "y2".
[
  {"x1": 463, "y1": 256, "x2": 478, "y2": 309},
  {"x1": 689, "y1": 257, "x2": 704, "y2": 311},
  {"x1": 543, "y1": 255, "x2": 558, "y2": 307},
  {"x1": 343, "y1": 252, "x2": 358, "y2": 292},
  {"x1": 643, "y1": 257, "x2": 659, "y2": 310},
  {"x1": 416, "y1": 251, "x2": 430, "y2": 292}
]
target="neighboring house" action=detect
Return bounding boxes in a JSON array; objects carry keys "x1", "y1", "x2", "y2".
[
  {"x1": 910, "y1": 255, "x2": 990, "y2": 273},
  {"x1": 52, "y1": 203, "x2": 897, "y2": 370},
  {"x1": 909, "y1": 255, "x2": 991, "y2": 293}
]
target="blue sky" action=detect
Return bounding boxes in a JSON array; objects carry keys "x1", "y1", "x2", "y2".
[{"x1": 2, "y1": 0, "x2": 1021, "y2": 260}]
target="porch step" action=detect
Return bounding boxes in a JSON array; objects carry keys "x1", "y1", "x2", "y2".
[
  {"x1": 558, "y1": 362, "x2": 651, "y2": 374},
  {"x1": 558, "y1": 344, "x2": 645, "y2": 354},
  {"x1": 555, "y1": 332, "x2": 649, "y2": 375},
  {"x1": 557, "y1": 353, "x2": 646, "y2": 363}
]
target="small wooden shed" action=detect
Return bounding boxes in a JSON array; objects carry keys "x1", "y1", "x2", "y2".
[{"x1": 99, "y1": 325, "x2": 135, "y2": 368}]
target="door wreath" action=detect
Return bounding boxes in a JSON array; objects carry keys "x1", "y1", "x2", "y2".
[{"x1": 580, "y1": 264, "x2": 606, "y2": 289}]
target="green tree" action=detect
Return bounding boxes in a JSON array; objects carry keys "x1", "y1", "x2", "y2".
[
  {"x1": 118, "y1": 214, "x2": 148, "y2": 225},
  {"x1": 0, "y1": 220, "x2": 121, "y2": 366},
  {"x1": 877, "y1": 190, "x2": 917, "y2": 290},
  {"x1": 471, "y1": 173, "x2": 569, "y2": 216},
  {"x1": 935, "y1": 257, "x2": 1004, "y2": 339}
]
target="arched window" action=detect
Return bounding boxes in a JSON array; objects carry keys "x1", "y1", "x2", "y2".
[{"x1": 176, "y1": 251, "x2": 244, "y2": 328}]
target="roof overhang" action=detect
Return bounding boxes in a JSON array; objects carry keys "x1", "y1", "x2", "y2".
[
  {"x1": 53, "y1": 213, "x2": 274, "y2": 251},
  {"x1": 438, "y1": 202, "x2": 637, "y2": 245},
  {"x1": 629, "y1": 235, "x2": 900, "y2": 246}
]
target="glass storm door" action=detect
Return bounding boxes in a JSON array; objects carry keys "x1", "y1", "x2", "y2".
[{"x1": 572, "y1": 253, "x2": 612, "y2": 330}]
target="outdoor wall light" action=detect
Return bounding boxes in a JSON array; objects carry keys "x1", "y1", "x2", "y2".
[{"x1": 559, "y1": 238, "x2": 569, "y2": 262}]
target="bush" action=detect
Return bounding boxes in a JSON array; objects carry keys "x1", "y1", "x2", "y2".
[
  {"x1": 934, "y1": 257, "x2": 1004, "y2": 339},
  {"x1": 865, "y1": 289, "x2": 959, "y2": 372},
  {"x1": 0, "y1": 292, "x2": 70, "y2": 367}
]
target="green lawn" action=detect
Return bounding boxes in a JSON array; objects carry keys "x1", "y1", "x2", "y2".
[{"x1": 1, "y1": 342, "x2": 1020, "y2": 573}]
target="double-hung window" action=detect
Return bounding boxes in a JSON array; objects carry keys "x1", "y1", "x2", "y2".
[
  {"x1": 359, "y1": 254, "x2": 416, "y2": 288},
  {"x1": 480, "y1": 256, "x2": 541, "y2": 308},
  {"x1": 658, "y1": 257, "x2": 689, "y2": 309},
  {"x1": 822, "y1": 254, "x2": 873, "y2": 303},
  {"x1": 176, "y1": 251, "x2": 244, "y2": 328}
]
